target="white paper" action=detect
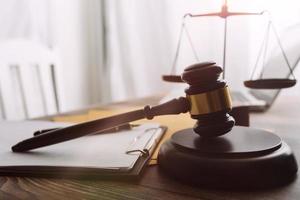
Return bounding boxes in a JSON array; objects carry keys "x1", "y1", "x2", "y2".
[{"x1": 0, "y1": 121, "x2": 161, "y2": 172}]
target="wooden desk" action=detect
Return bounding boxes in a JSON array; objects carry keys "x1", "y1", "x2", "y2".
[{"x1": 1, "y1": 95, "x2": 300, "y2": 200}]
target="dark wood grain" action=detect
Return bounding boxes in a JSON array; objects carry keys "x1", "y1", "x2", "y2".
[
  {"x1": 0, "y1": 176, "x2": 201, "y2": 200},
  {"x1": 1, "y1": 95, "x2": 300, "y2": 199}
]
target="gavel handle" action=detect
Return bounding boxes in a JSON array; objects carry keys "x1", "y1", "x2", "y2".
[{"x1": 12, "y1": 97, "x2": 190, "y2": 152}]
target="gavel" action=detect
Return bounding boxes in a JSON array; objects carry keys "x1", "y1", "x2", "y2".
[{"x1": 12, "y1": 62, "x2": 235, "y2": 152}]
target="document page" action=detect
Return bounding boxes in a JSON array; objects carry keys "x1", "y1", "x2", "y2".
[{"x1": 0, "y1": 121, "x2": 161, "y2": 172}]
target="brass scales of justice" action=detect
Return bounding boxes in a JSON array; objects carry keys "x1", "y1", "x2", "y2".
[
  {"x1": 162, "y1": 0, "x2": 297, "y2": 88},
  {"x1": 158, "y1": 0, "x2": 298, "y2": 188}
]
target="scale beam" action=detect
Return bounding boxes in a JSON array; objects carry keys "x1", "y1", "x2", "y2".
[
  {"x1": 186, "y1": 1, "x2": 264, "y2": 19},
  {"x1": 184, "y1": 0, "x2": 264, "y2": 78}
]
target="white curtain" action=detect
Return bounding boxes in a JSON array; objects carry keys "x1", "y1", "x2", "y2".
[
  {"x1": 105, "y1": 0, "x2": 174, "y2": 101},
  {"x1": 0, "y1": 0, "x2": 51, "y2": 45}
]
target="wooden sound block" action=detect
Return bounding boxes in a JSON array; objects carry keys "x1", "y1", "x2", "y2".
[{"x1": 158, "y1": 126, "x2": 298, "y2": 189}]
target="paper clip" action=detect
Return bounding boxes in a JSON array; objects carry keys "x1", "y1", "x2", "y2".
[{"x1": 126, "y1": 127, "x2": 164, "y2": 157}]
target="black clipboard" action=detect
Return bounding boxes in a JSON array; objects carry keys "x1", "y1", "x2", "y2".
[{"x1": 0, "y1": 124, "x2": 167, "y2": 180}]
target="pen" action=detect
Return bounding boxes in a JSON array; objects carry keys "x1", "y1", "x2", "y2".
[
  {"x1": 11, "y1": 98, "x2": 189, "y2": 152},
  {"x1": 33, "y1": 123, "x2": 135, "y2": 137},
  {"x1": 12, "y1": 108, "x2": 149, "y2": 152},
  {"x1": 33, "y1": 128, "x2": 60, "y2": 136}
]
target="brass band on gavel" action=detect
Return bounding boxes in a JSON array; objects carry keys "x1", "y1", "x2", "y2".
[{"x1": 186, "y1": 86, "x2": 232, "y2": 115}]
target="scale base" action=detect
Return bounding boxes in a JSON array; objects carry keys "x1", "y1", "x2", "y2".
[{"x1": 158, "y1": 126, "x2": 298, "y2": 188}]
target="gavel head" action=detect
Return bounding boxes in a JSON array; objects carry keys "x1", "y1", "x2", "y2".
[{"x1": 182, "y1": 62, "x2": 235, "y2": 137}]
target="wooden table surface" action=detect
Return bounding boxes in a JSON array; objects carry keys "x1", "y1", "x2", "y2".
[{"x1": 1, "y1": 95, "x2": 300, "y2": 200}]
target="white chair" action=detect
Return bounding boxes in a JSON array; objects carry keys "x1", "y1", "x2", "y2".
[{"x1": 0, "y1": 39, "x2": 61, "y2": 120}]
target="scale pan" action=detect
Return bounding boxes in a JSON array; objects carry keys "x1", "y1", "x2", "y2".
[
  {"x1": 162, "y1": 75, "x2": 184, "y2": 83},
  {"x1": 244, "y1": 79, "x2": 297, "y2": 89}
]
